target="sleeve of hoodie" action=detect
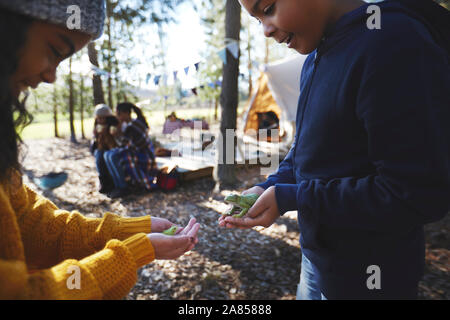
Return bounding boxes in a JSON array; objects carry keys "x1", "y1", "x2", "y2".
[
  {"x1": 256, "y1": 53, "x2": 315, "y2": 211},
  {"x1": 275, "y1": 20, "x2": 450, "y2": 232},
  {"x1": 255, "y1": 141, "x2": 297, "y2": 190}
]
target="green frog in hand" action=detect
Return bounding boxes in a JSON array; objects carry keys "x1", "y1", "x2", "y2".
[{"x1": 223, "y1": 193, "x2": 259, "y2": 218}]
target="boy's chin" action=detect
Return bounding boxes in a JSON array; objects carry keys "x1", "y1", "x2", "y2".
[
  {"x1": 293, "y1": 47, "x2": 312, "y2": 55},
  {"x1": 293, "y1": 42, "x2": 317, "y2": 55},
  {"x1": 293, "y1": 40, "x2": 322, "y2": 55}
]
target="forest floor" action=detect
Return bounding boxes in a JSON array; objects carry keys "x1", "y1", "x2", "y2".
[{"x1": 20, "y1": 137, "x2": 449, "y2": 300}]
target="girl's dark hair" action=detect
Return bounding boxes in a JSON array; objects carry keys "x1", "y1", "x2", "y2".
[
  {"x1": 93, "y1": 115, "x2": 119, "y2": 130},
  {"x1": 106, "y1": 115, "x2": 119, "y2": 126},
  {"x1": 116, "y1": 102, "x2": 149, "y2": 129},
  {"x1": 0, "y1": 9, "x2": 33, "y2": 182}
]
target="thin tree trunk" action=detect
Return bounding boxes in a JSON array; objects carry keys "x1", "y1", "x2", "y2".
[
  {"x1": 80, "y1": 76, "x2": 86, "y2": 139},
  {"x1": 106, "y1": 14, "x2": 113, "y2": 108},
  {"x1": 115, "y1": 61, "x2": 121, "y2": 104},
  {"x1": 68, "y1": 57, "x2": 77, "y2": 143},
  {"x1": 214, "y1": 96, "x2": 218, "y2": 121},
  {"x1": 247, "y1": 24, "x2": 253, "y2": 97},
  {"x1": 53, "y1": 85, "x2": 59, "y2": 138},
  {"x1": 265, "y1": 38, "x2": 270, "y2": 64},
  {"x1": 217, "y1": 0, "x2": 241, "y2": 186},
  {"x1": 87, "y1": 42, "x2": 105, "y2": 105}
]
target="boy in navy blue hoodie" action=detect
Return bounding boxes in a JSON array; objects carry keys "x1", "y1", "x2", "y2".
[{"x1": 219, "y1": 0, "x2": 449, "y2": 299}]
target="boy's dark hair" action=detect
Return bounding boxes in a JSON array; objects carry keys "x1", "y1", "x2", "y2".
[
  {"x1": 116, "y1": 102, "x2": 149, "y2": 129},
  {"x1": 0, "y1": 9, "x2": 33, "y2": 182}
]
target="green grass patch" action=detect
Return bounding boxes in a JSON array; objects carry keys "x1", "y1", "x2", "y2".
[
  {"x1": 20, "y1": 118, "x2": 95, "y2": 140},
  {"x1": 20, "y1": 104, "x2": 247, "y2": 141}
]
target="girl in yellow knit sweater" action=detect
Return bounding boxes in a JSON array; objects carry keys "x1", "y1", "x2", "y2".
[{"x1": 0, "y1": 0, "x2": 200, "y2": 299}]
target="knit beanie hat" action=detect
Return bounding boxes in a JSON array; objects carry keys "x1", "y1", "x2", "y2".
[
  {"x1": 0, "y1": 0, "x2": 105, "y2": 39},
  {"x1": 94, "y1": 104, "x2": 113, "y2": 117}
]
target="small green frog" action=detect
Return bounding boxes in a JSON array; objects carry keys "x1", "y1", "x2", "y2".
[
  {"x1": 162, "y1": 225, "x2": 179, "y2": 236},
  {"x1": 223, "y1": 193, "x2": 259, "y2": 218}
]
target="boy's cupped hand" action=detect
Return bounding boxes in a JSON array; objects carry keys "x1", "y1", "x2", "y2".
[{"x1": 218, "y1": 186, "x2": 279, "y2": 229}]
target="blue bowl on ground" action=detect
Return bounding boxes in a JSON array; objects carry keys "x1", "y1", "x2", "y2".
[{"x1": 34, "y1": 172, "x2": 68, "y2": 190}]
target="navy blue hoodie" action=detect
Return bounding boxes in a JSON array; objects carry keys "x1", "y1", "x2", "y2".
[{"x1": 257, "y1": 1, "x2": 449, "y2": 299}]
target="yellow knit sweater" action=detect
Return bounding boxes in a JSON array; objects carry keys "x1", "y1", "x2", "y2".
[{"x1": 0, "y1": 171, "x2": 155, "y2": 299}]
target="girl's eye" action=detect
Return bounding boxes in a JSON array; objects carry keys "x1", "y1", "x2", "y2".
[
  {"x1": 263, "y1": 3, "x2": 275, "y2": 16},
  {"x1": 49, "y1": 45, "x2": 63, "y2": 60}
]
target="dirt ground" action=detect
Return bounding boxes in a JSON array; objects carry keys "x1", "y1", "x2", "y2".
[{"x1": 20, "y1": 138, "x2": 449, "y2": 300}]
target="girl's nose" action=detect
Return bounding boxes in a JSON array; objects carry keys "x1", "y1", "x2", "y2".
[
  {"x1": 41, "y1": 67, "x2": 57, "y2": 84},
  {"x1": 263, "y1": 20, "x2": 276, "y2": 38}
]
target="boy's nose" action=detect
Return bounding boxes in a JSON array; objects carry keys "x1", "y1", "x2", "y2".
[{"x1": 263, "y1": 21, "x2": 277, "y2": 38}]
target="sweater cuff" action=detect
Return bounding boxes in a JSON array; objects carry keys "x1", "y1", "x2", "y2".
[
  {"x1": 116, "y1": 216, "x2": 151, "y2": 239},
  {"x1": 274, "y1": 184, "x2": 299, "y2": 215},
  {"x1": 79, "y1": 239, "x2": 140, "y2": 299},
  {"x1": 122, "y1": 233, "x2": 155, "y2": 268}
]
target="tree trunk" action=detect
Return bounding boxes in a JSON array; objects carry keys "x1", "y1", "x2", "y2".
[
  {"x1": 53, "y1": 85, "x2": 59, "y2": 138},
  {"x1": 214, "y1": 96, "x2": 218, "y2": 121},
  {"x1": 68, "y1": 57, "x2": 77, "y2": 143},
  {"x1": 87, "y1": 42, "x2": 105, "y2": 105},
  {"x1": 247, "y1": 24, "x2": 253, "y2": 98},
  {"x1": 80, "y1": 76, "x2": 86, "y2": 140},
  {"x1": 265, "y1": 38, "x2": 270, "y2": 64},
  {"x1": 106, "y1": 14, "x2": 113, "y2": 108},
  {"x1": 217, "y1": 0, "x2": 241, "y2": 186},
  {"x1": 115, "y1": 61, "x2": 122, "y2": 104}
]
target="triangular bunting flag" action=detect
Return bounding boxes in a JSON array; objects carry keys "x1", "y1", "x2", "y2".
[
  {"x1": 91, "y1": 66, "x2": 108, "y2": 77},
  {"x1": 194, "y1": 62, "x2": 200, "y2": 71},
  {"x1": 184, "y1": 66, "x2": 190, "y2": 75},
  {"x1": 154, "y1": 75, "x2": 161, "y2": 85},
  {"x1": 173, "y1": 71, "x2": 178, "y2": 82},
  {"x1": 217, "y1": 48, "x2": 227, "y2": 65},
  {"x1": 226, "y1": 41, "x2": 239, "y2": 59},
  {"x1": 146, "y1": 73, "x2": 151, "y2": 84},
  {"x1": 91, "y1": 66, "x2": 99, "y2": 76}
]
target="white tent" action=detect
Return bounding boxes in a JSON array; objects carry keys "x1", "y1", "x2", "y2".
[{"x1": 242, "y1": 54, "x2": 307, "y2": 149}]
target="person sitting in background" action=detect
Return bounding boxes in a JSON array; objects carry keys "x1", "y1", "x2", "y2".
[
  {"x1": 183, "y1": 117, "x2": 210, "y2": 131},
  {"x1": 163, "y1": 112, "x2": 210, "y2": 135},
  {"x1": 104, "y1": 102, "x2": 158, "y2": 198},
  {"x1": 258, "y1": 111, "x2": 279, "y2": 131},
  {"x1": 162, "y1": 112, "x2": 184, "y2": 135},
  {"x1": 151, "y1": 136, "x2": 181, "y2": 157},
  {"x1": 91, "y1": 104, "x2": 119, "y2": 194},
  {"x1": 257, "y1": 111, "x2": 280, "y2": 142}
]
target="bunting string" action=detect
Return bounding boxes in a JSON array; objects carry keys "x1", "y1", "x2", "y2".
[{"x1": 88, "y1": 37, "x2": 262, "y2": 99}]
